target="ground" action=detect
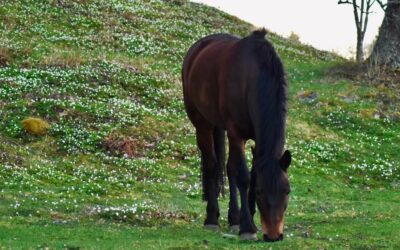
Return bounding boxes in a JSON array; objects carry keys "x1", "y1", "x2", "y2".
[{"x1": 0, "y1": 0, "x2": 399, "y2": 249}]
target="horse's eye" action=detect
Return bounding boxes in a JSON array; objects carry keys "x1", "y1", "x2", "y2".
[{"x1": 256, "y1": 189, "x2": 263, "y2": 196}]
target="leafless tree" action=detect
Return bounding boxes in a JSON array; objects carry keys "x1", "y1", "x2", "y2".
[{"x1": 338, "y1": 0, "x2": 377, "y2": 63}]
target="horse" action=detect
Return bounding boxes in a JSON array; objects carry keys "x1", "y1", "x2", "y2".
[{"x1": 182, "y1": 29, "x2": 291, "y2": 242}]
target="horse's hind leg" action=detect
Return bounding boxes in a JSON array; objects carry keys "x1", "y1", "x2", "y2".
[
  {"x1": 195, "y1": 124, "x2": 220, "y2": 228},
  {"x1": 226, "y1": 144, "x2": 240, "y2": 231}
]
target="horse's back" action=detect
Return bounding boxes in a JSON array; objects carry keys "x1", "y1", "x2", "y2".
[
  {"x1": 182, "y1": 34, "x2": 239, "y2": 127},
  {"x1": 182, "y1": 34, "x2": 238, "y2": 86}
]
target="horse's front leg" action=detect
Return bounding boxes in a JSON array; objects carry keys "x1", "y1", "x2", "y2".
[
  {"x1": 227, "y1": 134, "x2": 257, "y2": 240},
  {"x1": 249, "y1": 147, "x2": 257, "y2": 219}
]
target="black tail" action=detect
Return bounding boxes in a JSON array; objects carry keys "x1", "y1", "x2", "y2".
[{"x1": 213, "y1": 128, "x2": 226, "y2": 198}]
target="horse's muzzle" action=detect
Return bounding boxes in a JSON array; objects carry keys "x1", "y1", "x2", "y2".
[{"x1": 263, "y1": 234, "x2": 283, "y2": 242}]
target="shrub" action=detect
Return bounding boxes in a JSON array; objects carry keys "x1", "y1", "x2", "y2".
[{"x1": 288, "y1": 31, "x2": 300, "y2": 43}]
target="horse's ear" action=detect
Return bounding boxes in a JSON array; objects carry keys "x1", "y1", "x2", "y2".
[{"x1": 280, "y1": 150, "x2": 291, "y2": 172}]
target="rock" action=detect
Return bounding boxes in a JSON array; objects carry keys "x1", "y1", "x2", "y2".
[
  {"x1": 178, "y1": 174, "x2": 187, "y2": 180},
  {"x1": 340, "y1": 95, "x2": 357, "y2": 103},
  {"x1": 22, "y1": 117, "x2": 50, "y2": 135},
  {"x1": 297, "y1": 91, "x2": 318, "y2": 103}
]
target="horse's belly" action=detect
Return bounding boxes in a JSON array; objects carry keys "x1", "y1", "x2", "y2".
[{"x1": 225, "y1": 109, "x2": 254, "y2": 139}]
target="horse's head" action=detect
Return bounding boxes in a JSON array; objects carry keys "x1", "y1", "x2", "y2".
[{"x1": 253, "y1": 150, "x2": 291, "y2": 242}]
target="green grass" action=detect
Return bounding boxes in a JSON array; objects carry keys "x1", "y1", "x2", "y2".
[{"x1": 1, "y1": 0, "x2": 400, "y2": 249}]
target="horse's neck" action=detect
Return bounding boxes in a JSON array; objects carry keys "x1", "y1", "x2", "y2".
[
  {"x1": 251, "y1": 79, "x2": 286, "y2": 159},
  {"x1": 254, "y1": 127, "x2": 284, "y2": 159}
]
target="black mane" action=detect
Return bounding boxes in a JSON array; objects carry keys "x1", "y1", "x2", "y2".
[{"x1": 248, "y1": 31, "x2": 288, "y2": 161}]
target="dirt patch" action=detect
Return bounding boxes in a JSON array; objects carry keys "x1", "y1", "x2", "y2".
[
  {"x1": 102, "y1": 134, "x2": 139, "y2": 158},
  {"x1": 325, "y1": 62, "x2": 400, "y2": 87},
  {"x1": 0, "y1": 47, "x2": 12, "y2": 66}
]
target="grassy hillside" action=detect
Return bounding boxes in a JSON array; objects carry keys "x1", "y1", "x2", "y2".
[{"x1": 1, "y1": 0, "x2": 399, "y2": 249}]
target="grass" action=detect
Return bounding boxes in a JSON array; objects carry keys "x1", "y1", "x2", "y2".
[{"x1": 0, "y1": 0, "x2": 400, "y2": 249}]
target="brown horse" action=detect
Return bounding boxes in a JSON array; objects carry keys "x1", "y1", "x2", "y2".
[{"x1": 182, "y1": 29, "x2": 291, "y2": 242}]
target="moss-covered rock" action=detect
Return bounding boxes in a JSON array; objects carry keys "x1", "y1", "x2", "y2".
[{"x1": 22, "y1": 117, "x2": 50, "y2": 136}]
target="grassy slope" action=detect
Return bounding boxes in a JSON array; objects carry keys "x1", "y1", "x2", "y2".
[{"x1": 0, "y1": 0, "x2": 399, "y2": 249}]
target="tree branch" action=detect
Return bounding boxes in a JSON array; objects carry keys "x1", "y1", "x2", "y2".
[
  {"x1": 339, "y1": 0, "x2": 361, "y2": 9},
  {"x1": 338, "y1": 0, "x2": 353, "y2": 4},
  {"x1": 352, "y1": 0, "x2": 361, "y2": 33},
  {"x1": 369, "y1": 0, "x2": 377, "y2": 7},
  {"x1": 360, "y1": 0, "x2": 365, "y2": 31},
  {"x1": 362, "y1": 0, "x2": 372, "y2": 36},
  {"x1": 376, "y1": 0, "x2": 387, "y2": 9}
]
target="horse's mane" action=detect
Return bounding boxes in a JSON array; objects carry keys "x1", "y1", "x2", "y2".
[{"x1": 247, "y1": 29, "x2": 288, "y2": 161}]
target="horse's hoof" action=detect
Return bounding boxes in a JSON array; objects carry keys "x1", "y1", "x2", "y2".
[
  {"x1": 240, "y1": 233, "x2": 258, "y2": 241},
  {"x1": 204, "y1": 224, "x2": 219, "y2": 230},
  {"x1": 229, "y1": 225, "x2": 240, "y2": 233}
]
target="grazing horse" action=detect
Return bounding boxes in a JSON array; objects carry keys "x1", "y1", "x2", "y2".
[{"x1": 182, "y1": 29, "x2": 291, "y2": 242}]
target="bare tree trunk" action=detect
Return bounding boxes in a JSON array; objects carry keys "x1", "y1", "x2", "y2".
[
  {"x1": 369, "y1": 0, "x2": 400, "y2": 69},
  {"x1": 339, "y1": 0, "x2": 375, "y2": 64},
  {"x1": 356, "y1": 32, "x2": 365, "y2": 63}
]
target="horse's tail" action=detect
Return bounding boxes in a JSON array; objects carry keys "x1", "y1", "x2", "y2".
[{"x1": 213, "y1": 128, "x2": 226, "y2": 198}]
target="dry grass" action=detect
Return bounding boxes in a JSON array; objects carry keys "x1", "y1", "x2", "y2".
[
  {"x1": 41, "y1": 50, "x2": 84, "y2": 68},
  {"x1": 325, "y1": 62, "x2": 366, "y2": 82},
  {"x1": 290, "y1": 119, "x2": 339, "y2": 141},
  {"x1": 359, "y1": 109, "x2": 378, "y2": 119},
  {"x1": 364, "y1": 65, "x2": 400, "y2": 87},
  {"x1": 103, "y1": 133, "x2": 139, "y2": 158},
  {"x1": 0, "y1": 47, "x2": 12, "y2": 66},
  {"x1": 326, "y1": 61, "x2": 400, "y2": 87}
]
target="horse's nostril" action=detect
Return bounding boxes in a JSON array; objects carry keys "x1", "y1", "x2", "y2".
[{"x1": 263, "y1": 234, "x2": 284, "y2": 242}]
